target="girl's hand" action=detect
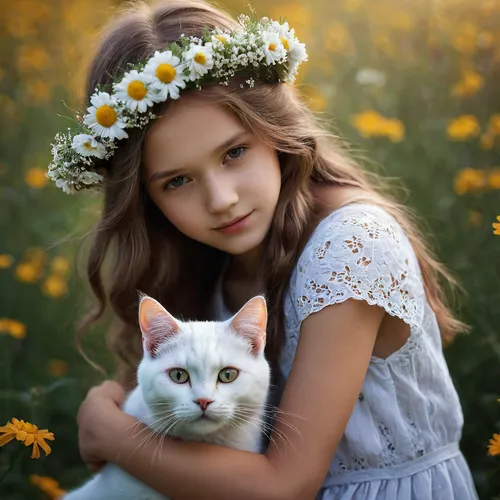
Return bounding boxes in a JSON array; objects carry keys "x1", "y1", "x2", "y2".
[{"x1": 76, "y1": 380, "x2": 126, "y2": 471}]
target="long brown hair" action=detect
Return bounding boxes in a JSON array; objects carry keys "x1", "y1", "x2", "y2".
[{"x1": 77, "y1": 0, "x2": 467, "y2": 389}]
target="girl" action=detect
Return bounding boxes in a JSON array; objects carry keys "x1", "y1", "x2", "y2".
[{"x1": 53, "y1": 0, "x2": 478, "y2": 498}]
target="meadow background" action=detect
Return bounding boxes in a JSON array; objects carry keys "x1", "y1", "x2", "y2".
[{"x1": 1, "y1": 0, "x2": 500, "y2": 498}]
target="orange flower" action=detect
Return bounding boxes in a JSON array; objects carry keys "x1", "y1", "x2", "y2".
[
  {"x1": 0, "y1": 418, "x2": 54, "y2": 459},
  {"x1": 447, "y1": 115, "x2": 480, "y2": 140},
  {"x1": 30, "y1": 474, "x2": 66, "y2": 499},
  {"x1": 493, "y1": 216, "x2": 500, "y2": 236},
  {"x1": 24, "y1": 167, "x2": 48, "y2": 188},
  {"x1": 488, "y1": 433, "x2": 500, "y2": 455},
  {"x1": 0, "y1": 254, "x2": 13, "y2": 268}
]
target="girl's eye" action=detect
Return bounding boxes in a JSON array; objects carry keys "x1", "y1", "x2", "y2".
[
  {"x1": 225, "y1": 146, "x2": 247, "y2": 161},
  {"x1": 164, "y1": 176, "x2": 189, "y2": 190},
  {"x1": 218, "y1": 368, "x2": 239, "y2": 383},
  {"x1": 168, "y1": 368, "x2": 189, "y2": 384}
]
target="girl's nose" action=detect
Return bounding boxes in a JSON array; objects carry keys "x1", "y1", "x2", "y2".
[{"x1": 205, "y1": 177, "x2": 239, "y2": 214}]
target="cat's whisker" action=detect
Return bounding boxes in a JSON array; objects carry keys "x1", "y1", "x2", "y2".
[
  {"x1": 231, "y1": 410, "x2": 300, "y2": 457},
  {"x1": 229, "y1": 414, "x2": 283, "y2": 455},
  {"x1": 234, "y1": 407, "x2": 303, "y2": 437},
  {"x1": 240, "y1": 403, "x2": 307, "y2": 421}
]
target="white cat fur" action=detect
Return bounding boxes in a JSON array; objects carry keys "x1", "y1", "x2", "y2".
[{"x1": 63, "y1": 295, "x2": 270, "y2": 500}]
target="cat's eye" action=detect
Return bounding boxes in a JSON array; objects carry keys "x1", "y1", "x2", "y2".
[
  {"x1": 218, "y1": 368, "x2": 239, "y2": 383},
  {"x1": 168, "y1": 368, "x2": 189, "y2": 384}
]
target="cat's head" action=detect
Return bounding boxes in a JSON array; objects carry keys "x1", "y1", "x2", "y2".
[{"x1": 136, "y1": 294, "x2": 270, "y2": 438}]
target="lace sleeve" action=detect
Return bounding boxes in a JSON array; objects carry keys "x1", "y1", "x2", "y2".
[{"x1": 293, "y1": 204, "x2": 425, "y2": 328}]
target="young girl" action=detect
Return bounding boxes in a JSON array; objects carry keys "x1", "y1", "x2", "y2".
[{"x1": 51, "y1": 0, "x2": 478, "y2": 498}]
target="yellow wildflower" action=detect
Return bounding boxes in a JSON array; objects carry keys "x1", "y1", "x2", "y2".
[
  {"x1": 351, "y1": 110, "x2": 404, "y2": 142},
  {"x1": 47, "y1": 359, "x2": 69, "y2": 378},
  {"x1": 0, "y1": 254, "x2": 13, "y2": 268},
  {"x1": 0, "y1": 418, "x2": 54, "y2": 459},
  {"x1": 7, "y1": 320, "x2": 27, "y2": 339},
  {"x1": 41, "y1": 275, "x2": 68, "y2": 299},
  {"x1": 454, "y1": 168, "x2": 486, "y2": 195},
  {"x1": 24, "y1": 167, "x2": 48, "y2": 189},
  {"x1": 50, "y1": 256, "x2": 71, "y2": 275},
  {"x1": 30, "y1": 475, "x2": 66, "y2": 499},
  {"x1": 488, "y1": 169, "x2": 500, "y2": 189},
  {"x1": 0, "y1": 319, "x2": 27, "y2": 339},
  {"x1": 493, "y1": 216, "x2": 500, "y2": 236},
  {"x1": 15, "y1": 262, "x2": 43, "y2": 283},
  {"x1": 381, "y1": 119, "x2": 405, "y2": 143},
  {"x1": 451, "y1": 70, "x2": 484, "y2": 97},
  {"x1": 488, "y1": 433, "x2": 500, "y2": 454},
  {"x1": 447, "y1": 115, "x2": 480, "y2": 140}
]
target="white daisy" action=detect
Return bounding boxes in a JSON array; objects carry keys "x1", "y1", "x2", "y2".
[
  {"x1": 113, "y1": 70, "x2": 156, "y2": 112},
  {"x1": 287, "y1": 37, "x2": 308, "y2": 66},
  {"x1": 261, "y1": 31, "x2": 286, "y2": 65},
  {"x1": 142, "y1": 50, "x2": 189, "y2": 100},
  {"x1": 83, "y1": 92, "x2": 128, "y2": 140},
  {"x1": 183, "y1": 42, "x2": 214, "y2": 81},
  {"x1": 71, "y1": 134, "x2": 107, "y2": 158},
  {"x1": 211, "y1": 33, "x2": 231, "y2": 48}
]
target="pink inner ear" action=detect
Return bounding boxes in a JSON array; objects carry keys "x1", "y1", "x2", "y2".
[
  {"x1": 139, "y1": 297, "x2": 179, "y2": 357},
  {"x1": 229, "y1": 296, "x2": 267, "y2": 356}
]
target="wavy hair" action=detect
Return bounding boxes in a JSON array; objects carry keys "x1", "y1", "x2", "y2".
[{"x1": 77, "y1": 0, "x2": 467, "y2": 389}]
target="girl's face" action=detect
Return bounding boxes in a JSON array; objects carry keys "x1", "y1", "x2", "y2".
[{"x1": 143, "y1": 94, "x2": 281, "y2": 259}]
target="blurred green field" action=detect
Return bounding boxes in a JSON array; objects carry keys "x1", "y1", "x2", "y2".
[{"x1": 1, "y1": 0, "x2": 500, "y2": 498}]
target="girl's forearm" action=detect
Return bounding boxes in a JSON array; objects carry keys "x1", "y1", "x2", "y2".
[{"x1": 105, "y1": 412, "x2": 288, "y2": 500}]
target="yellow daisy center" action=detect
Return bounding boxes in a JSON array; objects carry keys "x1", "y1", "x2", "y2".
[
  {"x1": 127, "y1": 80, "x2": 147, "y2": 100},
  {"x1": 268, "y1": 42, "x2": 277, "y2": 52},
  {"x1": 281, "y1": 37, "x2": 290, "y2": 50},
  {"x1": 156, "y1": 63, "x2": 177, "y2": 83},
  {"x1": 95, "y1": 105, "x2": 117, "y2": 128},
  {"x1": 215, "y1": 35, "x2": 228, "y2": 45},
  {"x1": 194, "y1": 52, "x2": 207, "y2": 64},
  {"x1": 83, "y1": 141, "x2": 92, "y2": 149}
]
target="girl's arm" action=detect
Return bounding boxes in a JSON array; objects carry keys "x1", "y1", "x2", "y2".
[{"x1": 80, "y1": 298, "x2": 384, "y2": 500}]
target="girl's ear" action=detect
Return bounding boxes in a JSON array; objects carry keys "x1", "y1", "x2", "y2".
[
  {"x1": 228, "y1": 295, "x2": 267, "y2": 356},
  {"x1": 138, "y1": 295, "x2": 180, "y2": 358}
]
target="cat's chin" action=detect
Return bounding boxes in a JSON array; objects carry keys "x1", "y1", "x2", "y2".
[{"x1": 182, "y1": 414, "x2": 227, "y2": 435}]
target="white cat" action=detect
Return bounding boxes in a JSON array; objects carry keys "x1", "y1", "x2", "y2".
[{"x1": 64, "y1": 294, "x2": 271, "y2": 500}]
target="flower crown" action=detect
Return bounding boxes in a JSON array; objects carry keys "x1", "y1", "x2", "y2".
[{"x1": 47, "y1": 15, "x2": 307, "y2": 194}]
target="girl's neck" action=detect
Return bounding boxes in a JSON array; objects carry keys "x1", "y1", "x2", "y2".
[{"x1": 228, "y1": 246, "x2": 262, "y2": 280}]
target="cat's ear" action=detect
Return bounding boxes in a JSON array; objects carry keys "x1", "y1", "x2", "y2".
[
  {"x1": 139, "y1": 295, "x2": 180, "y2": 358},
  {"x1": 228, "y1": 295, "x2": 267, "y2": 356}
]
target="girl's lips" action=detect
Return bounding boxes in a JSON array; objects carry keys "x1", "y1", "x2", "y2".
[{"x1": 215, "y1": 212, "x2": 253, "y2": 234}]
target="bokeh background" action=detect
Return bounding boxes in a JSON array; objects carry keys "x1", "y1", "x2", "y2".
[{"x1": 1, "y1": 0, "x2": 500, "y2": 498}]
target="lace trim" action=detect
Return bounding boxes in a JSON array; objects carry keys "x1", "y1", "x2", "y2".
[{"x1": 294, "y1": 206, "x2": 424, "y2": 330}]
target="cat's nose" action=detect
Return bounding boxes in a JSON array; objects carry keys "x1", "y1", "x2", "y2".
[{"x1": 194, "y1": 398, "x2": 214, "y2": 411}]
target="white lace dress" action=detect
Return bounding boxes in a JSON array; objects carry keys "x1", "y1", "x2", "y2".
[{"x1": 213, "y1": 203, "x2": 478, "y2": 499}]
